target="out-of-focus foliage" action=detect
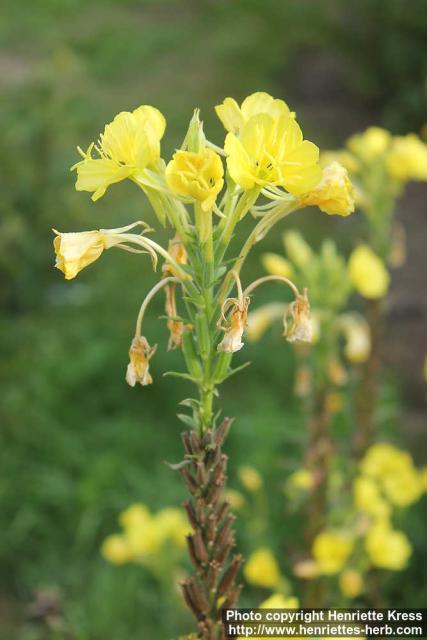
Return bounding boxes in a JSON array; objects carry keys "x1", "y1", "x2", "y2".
[{"x1": 1, "y1": 1, "x2": 426, "y2": 639}]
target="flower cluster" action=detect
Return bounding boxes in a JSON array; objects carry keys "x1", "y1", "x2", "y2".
[
  {"x1": 53, "y1": 92, "x2": 355, "y2": 632},
  {"x1": 102, "y1": 502, "x2": 191, "y2": 566},
  {"x1": 302, "y1": 443, "x2": 426, "y2": 597},
  {"x1": 322, "y1": 125, "x2": 427, "y2": 262}
]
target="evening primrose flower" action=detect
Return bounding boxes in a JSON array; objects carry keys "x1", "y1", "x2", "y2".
[
  {"x1": 353, "y1": 476, "x2": 390, "y2": 520},
  {"x1": 347, "y1": 127, "x2": 391, "y2": 163},
  {"x1": 261, "y1": 253, "x2": 293, "y2": 279},
  {"x1": 348, "y1": 245, "x2": 390, "y2": 299},
  {"x1": 299, "y1": 162, "x2": 355, "y2": 216},
  {"x1": 154, "y1": 507, "x2": 192, "y2": 548},
  {"x1": 101, "y1": 534, "x2": 132, "y2": 565},
  {"x1": 312, "y1": 531, "x2": 353, "y2": 575},
  {"x1": 359, "y1": 443, "x2": 423, "y2": 507},
  {"x1": 165, "y1": 148, "x2": 224, "y2": 211},
  {"x1": 387, "y1": 134, "x2": 427, "y2": 182},
  {"x1": 53, "y1": 230, "x2": 105, "y2": 280},
  {"x1": 215, "y1": 91, "x2": 292, "y2": 135},
  {"x1": 224, "y1": 112, "x2": 321, "y2": 195},
  {"x1": 244, "y1": 548, "x2": 281, "y2": 588},
  {"x1": 125, "y1": 335, "x2": 157, "y2": 387},
  {"x1": 283, "y1": 289, "x2": 312, "y2": 343},
  {"x1": 260, "y1": 594, "x2": 299, "y2": 609},
  {"x1": 339, "y1": 313, "x2": 371, "y2": 364},
  {"x1": 365, "y1": 522, "x2": 411, "y2": 570},
  {"x1": 238, "y1": 465, "x2": 263, "y2": 491},
  {"x1": 339, "y1": 569, "x2": 364, "y2": 599},
  {"x1": 72, "y1": 105, "x2": 166, "y2": 200},
  {"x1": 53, "y1": 222, "x2": 159, "y2": 280}
]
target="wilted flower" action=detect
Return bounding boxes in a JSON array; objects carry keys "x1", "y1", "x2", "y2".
[
  {"x1": 72, "y1": 105, "x2": 166, "y2": 200},
  {"x1": 126, "y1": 335, "x2": 157, "y2": 387},
  {"x1": 348, "y1": 245, "x2": 390, "y2": 299},
  {"x1": 165, "y1": 148, "x2": 224, "y2": 211},
  {"x1": 283, "y1": 289, "x2": 312, "y2": 343},
  {"x1": 224, "y1": 110, "x2": 321, "y2": 195},
  {"x1": 299, "y1": 162, "x2": 355, "y2": 216},
  {"x1": 215, "y1": 91, "x2": 292, "y2": 135},
  {"x1": 244, "y1": 548, "x2": 281, "y2": 588},
  {"x1": 164, "y1": 282, "x2": 184, "y2": 350},
  {"x1": 312, "y1": 531, "x2": 353, "y2": 575},
  {"x1": 387, "y1": 134, "x2": 427, "y2": 182},
  {"x1": 217, "y1": 294, "x2": 250, "y2": 353}
]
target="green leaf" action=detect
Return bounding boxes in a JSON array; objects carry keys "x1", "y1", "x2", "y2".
[
  {"x1": 177, "y1": 413, "x2": 197, "y2": 429},
  {"x1": 163, "y1": 371, "x2": 197, "y2": 382}
]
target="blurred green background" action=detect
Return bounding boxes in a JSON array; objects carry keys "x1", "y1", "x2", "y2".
[{"x1": 1, "y1": 1, "x2": 427, "y2": 638}]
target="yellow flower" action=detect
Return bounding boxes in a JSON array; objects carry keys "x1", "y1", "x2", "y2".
[
  {"x1": 260, "y1": 594, "x2": 299, "y2": 609},
  {"x1": 387, "y1": 134, "x2": 427, "y2": 182},
  {"x1": 155, "y1": 507, "x2": 192, "y2": 548},
  {"x1": 53, "y1": 230, "x2": 105, "y2": 280},
  {"x1": 312, "y1": 531, "x2": 353, "y2": 575},
  {"x1": 53, "y1": 222, "x2": 159, "y2": 280},
  {"x1": 165, "y1": 148, "x2": 224, "y2": 211},
  {"x1": 238, "y1": 465, "x2": 263, "y2": 491},
  {"x1": 353, "y1": 476, "x2": 390, "y2": 520},
  {"x1": 359, "y1": 443, "x2": 422, "y2": 508},
  {"x1": 339, "y1": 569, "x2": 364, "y2": 599},
  {"x1": 262, "y1": 253, "x2": 294, "y2": 279},
  {"x1": 339, "y1": 313, "x2": 371, "y2": 364},
  {"x1": 125, "y1": 335, "x2": 157, "y2": 387},
  {"x1": 101, "y1": 534, "x2": 132, "y2": 565},
  {"x1": 347, "y1": 127, "x2": 391, "y2": 163},
  {"x1": 382, "y1": 466, "x2": 423, "y2": 508},
  {"x1": 348, "y1": 245, "x2": 390, "y2": 299},
  {"x1": 282, "y1": 230, "x2": 313, "y2": 268},
  {"x1": 244, "y1": 548, "x2": 281, "y2": 588},
  {"x1": 215, "y1": 91, "x2": 292, "y2": 135},
  {"x1": 283, "y1": 289, "x2": 312, "y2": 343},
  {"x1": 246, "y1": 303, "x2": 287, "y2": 342},
  {"x1": 299, "y1": 162, "x2": 355, "y2": 216},
  {"x1": 224, "y1": 112, "x2": 321, "y2": 195},
  {"x1": 72, "y1": 105, "x2": 166, "y2": 200},
  {"x1": 118, "y1": 504, "x2": 161, "y2": 558},
  {"x1": 365, "y1": 522, "x2": 411, "y2": 570},
  {"x1": 224, "y1": 489, "x2": 246, "y2": 510},
  {"x1": 287, "y1": 468, "x2": 314, "y2": 491}
]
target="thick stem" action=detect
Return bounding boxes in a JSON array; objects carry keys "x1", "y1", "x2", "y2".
[{"x1": 179, "y1": 419, "x2": 242, "y2": 640}]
